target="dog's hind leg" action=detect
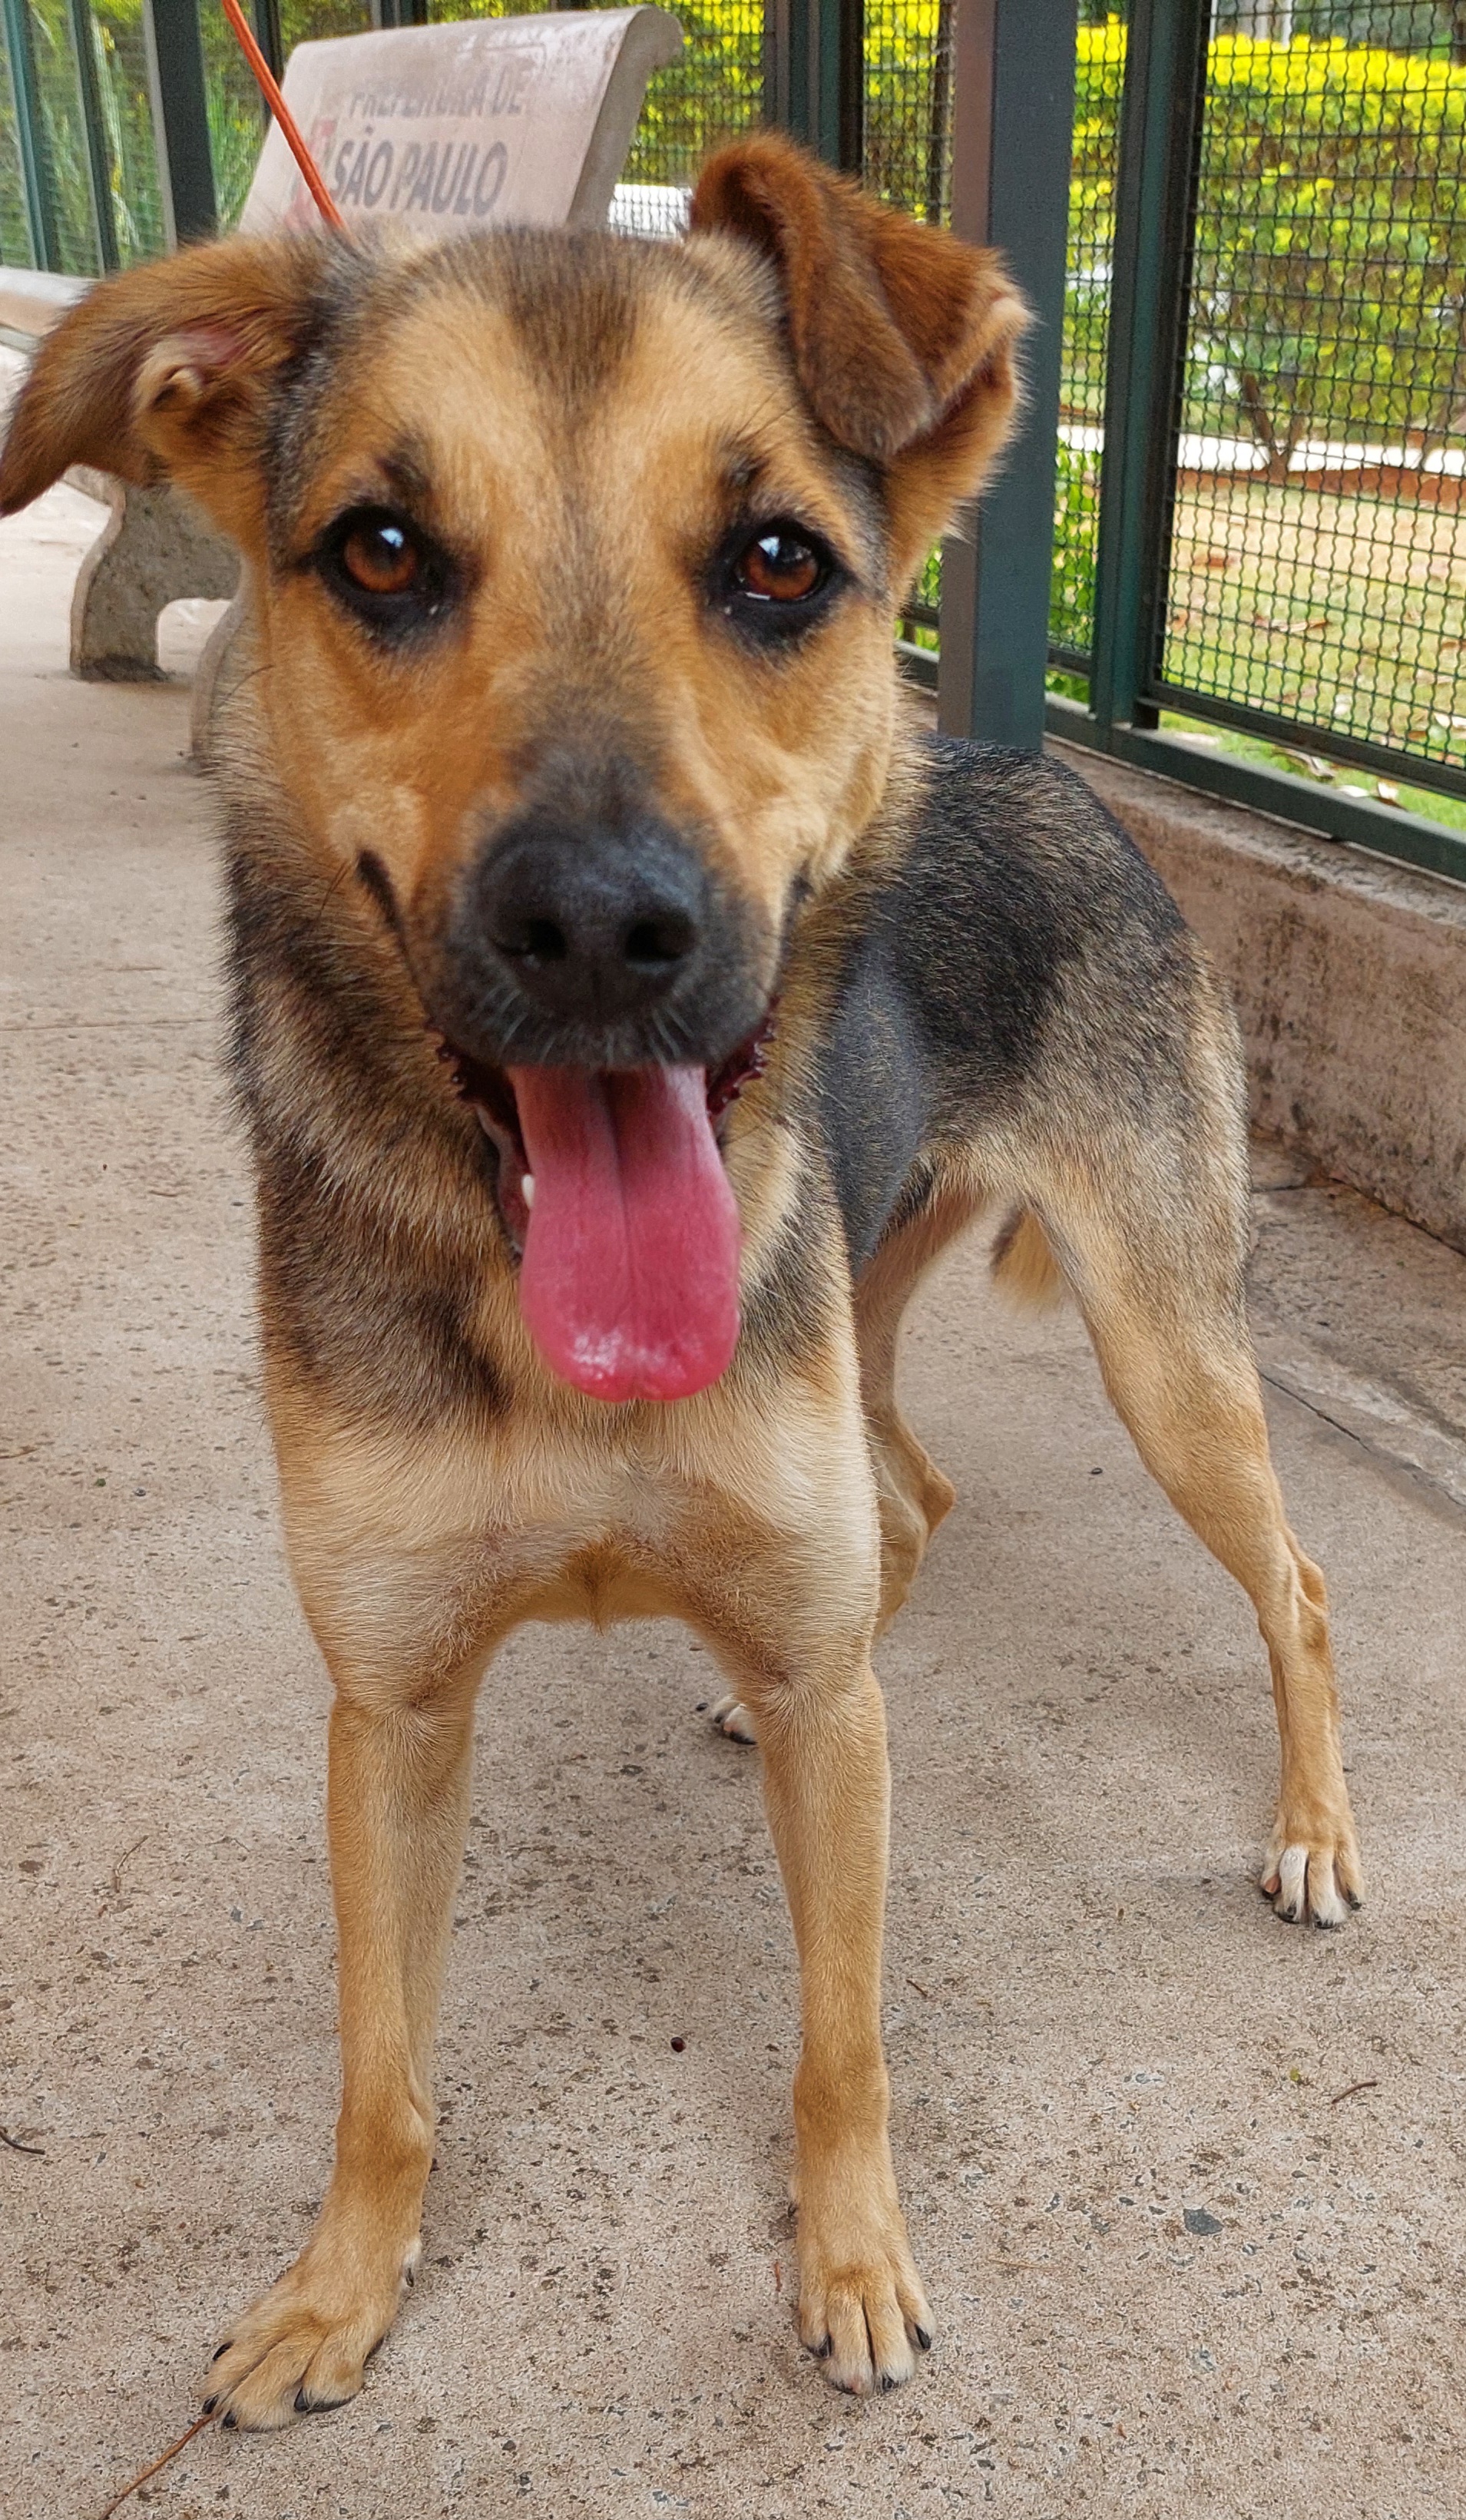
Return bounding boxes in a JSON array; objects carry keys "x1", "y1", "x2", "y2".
[
  {"x1": 1032, "y1": 1186, "x2": 1362, "y2": 1928},
  {"x1": 855, "y1": 1171, "x2": 978, "y2": 1632}
]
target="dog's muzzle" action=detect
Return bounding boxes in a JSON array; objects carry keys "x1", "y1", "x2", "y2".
[
  {"x1": 419, "y1": 813, "x2": 778, "y2": 1406},
  {"x1": 435, "y1": 811, "x2": 770, "y2": 1075}
]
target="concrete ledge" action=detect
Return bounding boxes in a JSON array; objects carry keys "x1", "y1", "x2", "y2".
[{"x1": 1051, "y1": 737, "x2": 1466, "y2": 1255}]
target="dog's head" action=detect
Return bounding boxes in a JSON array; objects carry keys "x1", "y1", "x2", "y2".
[{"x1": 0, "y1": 136, "x2": 1026, "y2": 1402}]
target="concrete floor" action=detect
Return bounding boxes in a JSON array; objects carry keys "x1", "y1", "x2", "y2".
[{"x1": 3, "y1": 469, "x2": 1466, "y2": 2520}]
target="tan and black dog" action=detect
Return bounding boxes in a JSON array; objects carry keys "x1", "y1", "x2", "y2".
[{"x1": 0, "y1": 134, "x2": 1361, "y2": 2419}]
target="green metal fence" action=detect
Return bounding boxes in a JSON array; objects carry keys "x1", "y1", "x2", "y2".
[
  {"x1": 861, "y1": 0, "x2": 950, "y2": 669},
  {"x1": 1051, "y1": 7, "x2": 1126, "y2": 673},
  {"x1": 1054, "y1": 0, "x2": 1466, "y2": 883},
  {"x1": 1164, "y1": 18, "x2": 1466, "y2": 790}
]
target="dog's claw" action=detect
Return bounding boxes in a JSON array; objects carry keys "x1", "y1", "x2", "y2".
[
  {"x1": 205, "y1": 2218, "x2": 421, "y2": 2428},
  {"x1": 708, "y1": 1691, "x2": 757, "y2": 1746},
  {"x1": 795, "y1": 2168, "x2": 930, "y2": 2396},
  {"x1": 1262, "y1": 1828, "x2": 1362, "y2": 1929}
]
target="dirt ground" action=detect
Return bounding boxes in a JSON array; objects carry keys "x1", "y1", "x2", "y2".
[{"x1": 4, "y1": 471, "x2": 1466, "y2": 2520}]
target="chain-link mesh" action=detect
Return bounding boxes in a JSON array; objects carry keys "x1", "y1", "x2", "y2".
[
  {"x1": 91, "y1": 2, "x2": 167, "y2": 261},
  {"x1": 2, "y1": 2, "x2": 99, "y2": 270},
  {"x1": 613, "y1": 0, "x2": 763, "y2": 206},
  {"x1": 865, "y1": 3, "x2": 1127, "y2": 682},
  {"x1": 0, "y1": 4, "x2": 167, "y2": 270},
  {"x1": 0, "y1": 25, "x2": 31, "y2": 263},
  {"x1": 1050, "y1": 8, "x2": 1126, "y2": 671},
  {"x1": 1160, "y1": 7, "x2": 1466, "y2": 788},
  {"x1": 0, "y1": 4, "x2": 168, "y2": 270},
  {"x1": 863, "y1": 0, "x2": 951, "y2": 223},
  {"x1": 859, "y1": 0, "x2": 951, "y2": 666}
]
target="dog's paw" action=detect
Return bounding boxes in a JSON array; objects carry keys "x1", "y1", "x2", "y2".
[
  {"x1": 707, "y1": 1691, "x2": 757, "y2": 1746},
  {"x1": 795, "y1": 2181, "x2": 932, "y2": 2395},
  {"x1": 203, "y1": 2232, "x2": 420, "y2": 2430},
  {"x1": 1261, "y1": 1812, "x2": 1364, "y2": 1929}
]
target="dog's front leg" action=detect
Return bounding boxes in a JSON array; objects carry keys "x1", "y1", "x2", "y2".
[
  {"x1": 752, "y1": 1643, "x2": 934, "y2": 2393},
  {"x1": 204, "y1": 1641, "x2": 480, "y2": 2431},
  {"x1": 680, "y1": 1364, "x2": 932, "y2": 2390}
]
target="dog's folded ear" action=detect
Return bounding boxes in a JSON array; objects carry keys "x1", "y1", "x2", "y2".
[
  {"x1": 690, "y1": 134, "x2": 1030, "y2": 579},
  {"x1": 0, "y1": 234, "x2": 336, "y2": 540}
]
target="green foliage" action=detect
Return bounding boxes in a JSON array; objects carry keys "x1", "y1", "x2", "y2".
[
  {"x1": 11, "y1": 0, "x2": 100, "y2": 270},
  {"x1": 1195, "y1": 32, "x2": 1466, "y2": 447},
  {"x1": 92, "y1": 0, "x2": 166, "y2": 261},
  {"x1": 2, "y1": 0, "x2": 169, "y2": 268},
  {"x1": 199, "y1": 0, "x2": 267, "y2": 228},
  {"x1": 1071, "y1": 23, "x2": 1466, "y2": 446},
  {"x1": 0, "y1": 35, "x2": 31, "y2": 263},
  {"x1": 898, "y1": 538, "x2": 941, "y2": 654},
  {"x1": 1065, "y1": 17, "x2": 1128, "y2": 422},
  {"x1": 863, "y1": 0, "x2": 948, "y2": 221},
  {"x1": 1050, "y1": 435, "x2": 1101, "y2": 656},
  {"x1": 1054, "y1": 18, "x2": 1466, "y2": 657},
  {"x1": 621, "y1": 0, "x2": 763, "y2": 187}
]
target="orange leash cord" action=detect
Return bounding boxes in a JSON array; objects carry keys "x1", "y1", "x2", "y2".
[{"x1": 218, "y1": 0, "x2": 347, "y2": 233}]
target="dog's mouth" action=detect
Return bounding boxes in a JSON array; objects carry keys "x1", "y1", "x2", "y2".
[{"x1": 435, "y1": 1022, "x2": 774, "y2": 1405}]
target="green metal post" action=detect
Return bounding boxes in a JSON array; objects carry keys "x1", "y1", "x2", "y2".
[
  {"x1": 252, "y1": 0, "x2": 283, "y2": 81},
  {"x1": 2, "y1": 0, "x2": 58, "y2": 267},
  {"x1": 68, "y1": 0, "x2": 121, "y2": 270},
  {"x1": 143, "y1": 0, "x2": 217, "y2": 247},
  {"x1": 937, "y1": 0, "x2": 1079, "y2": 750},
  {"x1": 766, "y1": 0, "x2": 862, "y2": 170},
  {"x1": 1085, "y1": 0, "x2": 1208, "y2": 737}
]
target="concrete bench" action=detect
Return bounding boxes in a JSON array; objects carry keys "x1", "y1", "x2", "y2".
[
  {"x1": 0, "y1": 8, "x2": 680, "y2": 703},
  {"x1": 0, "y1": 267, "x2": 242, "y2": 683}
]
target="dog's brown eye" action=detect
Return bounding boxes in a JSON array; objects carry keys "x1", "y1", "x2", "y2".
[
  {"x1": 319, "y1": 504, "x2": 454, "y2": 638},
  {"x1": 341, "y1": 518, "x2": 419, "y2": 596},
  {"x1": 736, "y1": 530, "x2": 822, "y2": 603}
]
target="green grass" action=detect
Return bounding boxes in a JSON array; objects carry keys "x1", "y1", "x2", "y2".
[
  {"x1": 1155, "y1": 711, "x2": 1466, "y2": 835},
  {"x1": 1163, "y1": 475, "x2": 1466, "y2": 784}
]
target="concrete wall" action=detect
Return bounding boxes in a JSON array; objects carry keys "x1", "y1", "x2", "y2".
[{"x1": 1051, "y1": 740, "x2": 1466, "y2": 1255}]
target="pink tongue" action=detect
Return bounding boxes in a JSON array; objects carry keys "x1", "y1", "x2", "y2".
[{"x1": 508, "y1": 1065, "x2": 741, "y2": 1403}]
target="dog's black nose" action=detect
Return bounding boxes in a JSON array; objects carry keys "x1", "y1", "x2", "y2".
[{"x1": 476, "y1": 824, "x2": 706, "y2": 1023}]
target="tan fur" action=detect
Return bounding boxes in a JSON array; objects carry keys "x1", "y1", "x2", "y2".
[
  {"x1": 990, "y1": 1205, "x2": 1067, "y2": 1312},
  {"x1": 0, "y1": 135, "x2": 1359, "y2": 2431},
  {"x1": 855, "y1": 1176, "x2": 974, "y2": 1628}
]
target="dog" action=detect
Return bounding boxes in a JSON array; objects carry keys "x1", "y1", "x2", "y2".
[{"x1": 0, "y1": 133, "x2": 1362, "y2": 2420}]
